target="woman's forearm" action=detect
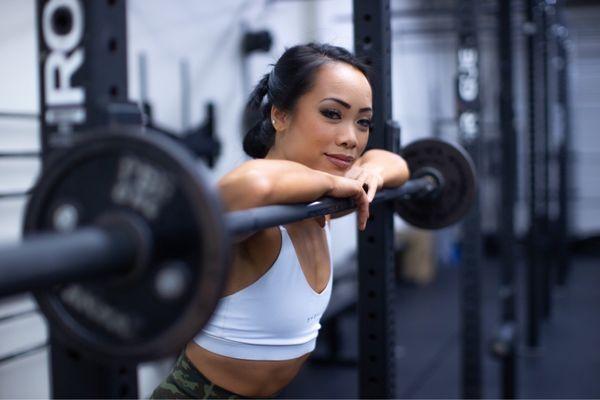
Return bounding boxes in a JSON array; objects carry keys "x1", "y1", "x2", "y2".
[
  {"x1": 357, "y1": 149, "x2": 410, "y2": 187},
  {"x1": 218, "y1": 159, "x2": 334, "y2": 211}
]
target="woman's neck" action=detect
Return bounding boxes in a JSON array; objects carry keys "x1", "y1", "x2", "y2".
[{"x1": 265, "y1": 146, "x2": 284, "y2": 160}]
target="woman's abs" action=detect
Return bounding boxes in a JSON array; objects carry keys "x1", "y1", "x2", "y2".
[{"x1": 185, "y1": 342, "x2": 310, "y2": 398}]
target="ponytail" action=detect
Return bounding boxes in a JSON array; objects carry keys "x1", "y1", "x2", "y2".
[{"x1": 242, "y1": 73, "x2": 276, "y2": 158}]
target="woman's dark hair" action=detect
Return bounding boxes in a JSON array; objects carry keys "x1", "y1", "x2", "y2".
[{"x1": 242, "y1": 43, "x2": 370, "y2": 158}]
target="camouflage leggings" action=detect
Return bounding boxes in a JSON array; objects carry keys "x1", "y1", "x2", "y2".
[{"x1": 150, "y1": 352, "x2": 244, "y2": 399}]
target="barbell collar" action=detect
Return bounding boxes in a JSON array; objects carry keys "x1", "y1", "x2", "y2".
[{"x1": 226, "y1": 176, "x2": 436, "y2": 236}]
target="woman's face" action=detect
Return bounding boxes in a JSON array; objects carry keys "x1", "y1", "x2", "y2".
[{"x1": 269, "y1": 62, "x2": 373, "y2": 176}]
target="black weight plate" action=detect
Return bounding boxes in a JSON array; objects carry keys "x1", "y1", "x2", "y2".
[
  {"x1": 396, "y1": 138, "x2": 477, "y2": 229},
  {"x1": 24, "y1": 129, "x2": 230, "y2": 362}
]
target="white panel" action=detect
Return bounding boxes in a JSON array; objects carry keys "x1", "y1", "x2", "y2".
[{"x1": 0, "y1": 350, "x2": 49, "y2": 399}]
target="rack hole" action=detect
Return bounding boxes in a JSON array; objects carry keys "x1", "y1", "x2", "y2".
[
  {"x1": 66, "y1": 348, "x2": 81, "y2": 361},
  {"x1": 108, "y1": 38, "x2": 118, "y2": 53},
  {"x1": 119, "y1": 384, "x2": 130, "y2": 397}
]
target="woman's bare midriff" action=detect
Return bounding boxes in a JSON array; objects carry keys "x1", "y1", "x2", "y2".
[
  {"x1": 185, "y1": 342, "x2": 310, "y2": 397},
  {"x1": 185, "y1": 219, "x2": 329, "y2": 397}
]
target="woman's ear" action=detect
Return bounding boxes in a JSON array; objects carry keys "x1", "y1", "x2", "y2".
[{"x1": 271, "y1": 106, "x2": 289, "y2": 132}]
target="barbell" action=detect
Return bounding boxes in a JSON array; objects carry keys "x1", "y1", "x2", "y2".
[{"x1": 0, "y1": 128, "x2": 476, "y2": 362}]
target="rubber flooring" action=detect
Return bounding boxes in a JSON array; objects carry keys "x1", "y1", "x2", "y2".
[{"x1": 278, "y1": 255, "x2": 600, "y2": 398}]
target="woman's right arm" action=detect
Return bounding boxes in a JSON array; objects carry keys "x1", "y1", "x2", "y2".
[{"x1": 218, "y1": 159, "x2": 370, "y2": 230}]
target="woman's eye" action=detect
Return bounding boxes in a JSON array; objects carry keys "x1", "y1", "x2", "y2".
[
  {"x1": 358, "y1": 119, "x2": 373, "y2": 129},
  {"x1": 321, "y1": 109, "x2": 342, "y2": 120}
]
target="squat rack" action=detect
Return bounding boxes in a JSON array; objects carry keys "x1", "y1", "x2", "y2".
[
  {"x1": 36, "y1": 0, "x2": 405, "y2": 397},
  {"x1": 36, "y1": 0, "x2": 138, "y2": 397},
  {"x1": 33, "y1": 0, "x2": 489, "y2": 398}
]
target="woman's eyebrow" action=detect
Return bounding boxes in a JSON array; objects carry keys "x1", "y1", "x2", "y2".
[{"x1": 320, "y1": 97, "x2": 373, "y2": 113}]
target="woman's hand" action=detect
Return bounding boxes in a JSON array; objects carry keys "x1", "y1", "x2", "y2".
[
  {"x1": 354, "y1": 150, "x2": 410, "y2": 191},
  {"x1": 326, "y1": 175, "x2": 370, "y2": 230},
  {"x1": 344, "y1": 165, "x2": 384, "y2": 202}
]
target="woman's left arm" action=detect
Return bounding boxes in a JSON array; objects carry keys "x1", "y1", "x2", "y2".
[
  {"x1": 328, "y1": 149, "x2": 410, "y2": 222},
  {"x1": 349, "y1": 149, "x2": 410, "y2": 201}
]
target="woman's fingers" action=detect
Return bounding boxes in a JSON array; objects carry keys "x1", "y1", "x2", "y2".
[
  {"x1": 329, "y1": 176, "x2": 371, "y2": 230},
  {"x1": 356, "y1": 187, "x2": 370, "y2": 230},
  {"x1": 365, "y1": 175, "x2": 378, "y2": 202}
]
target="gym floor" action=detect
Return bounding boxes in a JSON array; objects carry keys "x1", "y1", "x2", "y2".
[{"x1": 279, "y1": 253, "x2": 600, "y2": 398}]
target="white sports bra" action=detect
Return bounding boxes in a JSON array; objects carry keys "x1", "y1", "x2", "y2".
[{"x1": 193, "y1": 224, "x2": 333, "y2": 360}]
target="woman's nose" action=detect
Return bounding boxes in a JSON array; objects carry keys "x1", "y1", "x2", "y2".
[{"x1": 336, "y1": 125, "x2": 358, "y2": 148}]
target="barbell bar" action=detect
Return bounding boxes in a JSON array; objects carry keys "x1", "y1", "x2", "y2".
[
  {"x1": 226, "y1": 178, "x2": 436, "y2": 236},
  {"x1": 0, "y1": 178, "x2": 436, "y2": 298},
  {"x1": 0, "y1": 128, "x2": 475, "y2": 361}
]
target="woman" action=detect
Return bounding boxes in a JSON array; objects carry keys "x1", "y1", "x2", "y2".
[{"x1": 152, "y1": 43, "x2": 409, "y2": 399}]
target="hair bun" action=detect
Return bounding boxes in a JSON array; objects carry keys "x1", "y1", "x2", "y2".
[{"x1": 242, "y1": 117, "x2": 275, "y2": 159}]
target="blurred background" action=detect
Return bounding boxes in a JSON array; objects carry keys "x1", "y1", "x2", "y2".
[{"x1": 0, "y1": 0, "x2": 598, "y2": 398}]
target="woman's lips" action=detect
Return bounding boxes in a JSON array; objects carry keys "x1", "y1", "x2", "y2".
[{"x1": 325, "y1": 154, "x2": 354, "y2": 169}]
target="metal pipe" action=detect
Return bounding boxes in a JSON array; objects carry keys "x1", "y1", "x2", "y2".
[
  {"x1": 525, "y1": 0, "x2": 542, "y2": 350},
  {"x1": 0, "y1": 152, "x2": 40, "y2": 158},
  {"x1": 0, "y1": 227, "x2": 136, "y2": 298},
  {"x1": 0, "y1": 175, "x2": 439, "y2": 299},
  {"x1": 226, "y1": 177, "x2": 435, "y2": 236},
  {"x1": 0, "y1": 111, "x2": 39, "y2": 120},
  {"x1": 0, "y1": 190, "x2": 32, "y2": 200},
  {"x1": 497, "y1": 0, "x2": 518, "y2": 396}
]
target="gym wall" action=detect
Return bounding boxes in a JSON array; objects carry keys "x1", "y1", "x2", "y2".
[
  {"x1": 567, "y1": 5, "x2": 600, "y2": 235},
  {"x1": 0, "y1": 2, "x2": 46, "y2": 396}
]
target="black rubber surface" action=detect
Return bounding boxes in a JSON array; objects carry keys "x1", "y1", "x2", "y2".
[{"x1": 279, "y1": 255, "x2": 600, "y2": 398}]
